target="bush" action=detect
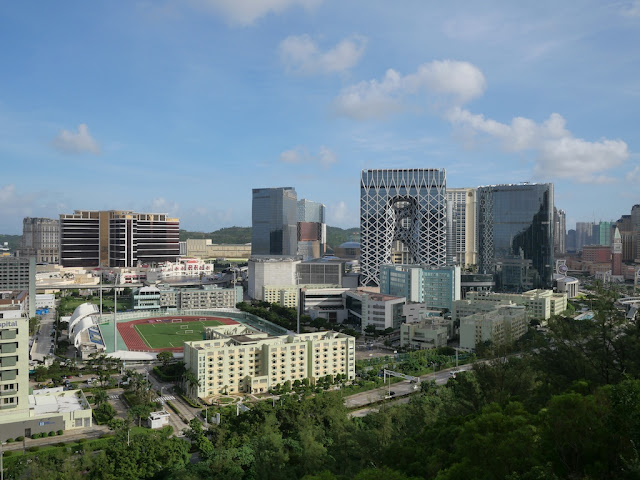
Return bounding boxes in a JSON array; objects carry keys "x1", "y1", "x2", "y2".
[
  {"x1": 57, "y1": 430, "x2": 64, "y2": 436},
  {"x1": 3, "y1": 451, "x2": 13, "y2": 457},
  {"x1": 76, "y1": 438, "x2": 87, "y2": 444},
  {"x1": 31, "y1": 433, "x2": 40, "y2": 439},
  {"x1": 16, "y1": 436, "x2": 24, "y2": 441},
  {"x1": 6, "y1": 438, "x2": 13, "y2": 443},
  {"x1": 57, "y1": 442, "x2": 66, "y2": 448},
  {"x1": 48, "y1": 431, "x2": 56, "y2": 437},
  {"x1": 28, "y1": 446, "x2": 40, "y2": 452}
]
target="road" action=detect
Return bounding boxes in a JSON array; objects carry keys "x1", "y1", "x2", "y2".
[
  {"x1": 345, "y1": 364, "x2": 472, "y2": 416},
  {"x1": 31, "y1": 306, "x2": 57, "y2": 362}
]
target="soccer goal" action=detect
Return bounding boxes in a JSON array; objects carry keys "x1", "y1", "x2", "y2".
[
  {"x1": 180, "y1": 325, "x2": 189, "y2": 329},
  {"x1": 183, "y1": 330, "x2": 194, "y2": 334}
]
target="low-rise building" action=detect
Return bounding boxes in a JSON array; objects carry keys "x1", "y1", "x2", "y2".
[
  {"x1": 400, "y1": 321, "x2": 448, "y2": 350},
  {"x1": 459, "y1": 304, "x2": 528, "y2": 350},
  {"x1": 131, "y1": 285, "x2": 242, "y2": 311},
  {"x1": 346, "y1": 291, "x2": 405, "y2": 333},
  {"x1": 183, "y1": 324, "x2": 355, "y2": 400},
  {"x1": 459, "y1": 290, "x2": 567, "y2": 323}
]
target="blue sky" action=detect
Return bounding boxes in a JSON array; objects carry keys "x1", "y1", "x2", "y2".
[{"x1": 1, "y1": 0, "x2": 639, "y2": 234}]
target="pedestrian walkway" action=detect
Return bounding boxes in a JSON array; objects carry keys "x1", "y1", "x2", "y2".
[
  {"x1": 108, "y1": 394, "x2": 120, "y2": 400},
  {"x1": 154, "y1": 395, "x2": 176, "y2": 403}
]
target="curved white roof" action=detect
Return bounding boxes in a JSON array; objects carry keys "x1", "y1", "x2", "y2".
[
  {"x1": 71, "y1": 315, "x2": 98, "y2": 347},
  {"x1": 68, "y1": 303, "x2": 99, "y2": 332}
]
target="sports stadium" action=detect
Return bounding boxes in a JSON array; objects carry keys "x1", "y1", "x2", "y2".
[{"x1": 67, "y1": 305, "x2": 289, "y2": 360}]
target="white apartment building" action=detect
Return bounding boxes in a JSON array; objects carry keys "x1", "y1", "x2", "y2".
[
  {"x1": 459, "y1": 304, "x2": 528, "y2": 350},
  {"x1": 400, "y1": 321, "x2": 449, "y2": 350},
  {"x1": 183, "y1": 324, "x2": 356, "y2": 400},
  {"x1": 461, "y1": 290, "x2": 567, "y2": 323}
]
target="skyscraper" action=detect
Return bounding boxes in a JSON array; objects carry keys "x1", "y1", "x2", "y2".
[
  {"x1": 59, "y1": 211, "x2": 180, "y2": 268},
  {"x1": 477, "y1": 183, "x2": 554, "y2": 292},
  {"x1": 297, "y1": 199, "x2": 326, "y2": 260},
  {"x1": 360, "y1": 169, "x2": 447, "y2": 287},
  {"x1": 576, "y1": 222, "x2": 595, "y2": 252},
  {"x1": 251, "y1": 188, "x2": 298, "y2": 256},
  {"x1": 553, "y1": 208, "x2": 566, "y2": 255},
  {"x1": 446, "y1": 188, "x2": 477, "y2": 267}
]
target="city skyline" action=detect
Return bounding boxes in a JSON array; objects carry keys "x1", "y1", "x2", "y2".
[{"x1": 1, "y1": 1, "x2": 639, "y2": 234}]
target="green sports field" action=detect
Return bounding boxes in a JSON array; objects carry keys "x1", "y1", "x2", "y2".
[{"x1": 134, "y1": 319, "x2": 225, "y2": 348}]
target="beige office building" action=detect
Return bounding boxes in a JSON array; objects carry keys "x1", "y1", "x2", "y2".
[
  {"x1": 184, "y1": 324, "x2": 356, "y2": 400},
  {"x1": 459, "y1": 290, "x2": 567, "y2": 322}
]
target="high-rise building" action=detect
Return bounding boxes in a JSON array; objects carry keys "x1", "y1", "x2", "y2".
[
  {"x1": 360, "y1": 169, "x2": 447, "y2": 287},
  {"x1": 632, "y1": 205, "x2": 640, "y2": 262},
  {"x1": 446, "y1": 188, "x2": 477, "y2": 267},
  {"x1": 19, "y1": 217, "x2": 59, "y2": 264},
  {"x1": 0, "y1": 256, "x2": 35, "y2": 316},
  {"x1": 379, "y1": 264, "x2": 461, "y2": 311},
  {"x1": 477, "y1": 183, "x2": 554, "y2": 292},
  {"x1": 576, "y1": 222, "x2": 595, "y2": 252},
  {"x1": 251, "y1": 188, "x2": 298, "y2": 256},
  {"x1": 598, "y1": 221, "x2": 612, "y2": 246},
  {"x1": 553, "y1": 208, "x2": 566, "y2": 255},
  {"x1": 59, "y1": 210, "x2": 180, "y2": 268},
  {"x1": 297, "y1": 199, "x2": 326, "y2": 260},
  {"x1": 615, "y1": 214, "x2": 635, "y2": 262},
  {"x1": 566, "y1": 229, "x2": 576, "y2": 253}
]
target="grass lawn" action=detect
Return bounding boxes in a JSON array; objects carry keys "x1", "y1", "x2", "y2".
[{"x1": 134, "y1": 319, "x2": 225, "y2": 348}]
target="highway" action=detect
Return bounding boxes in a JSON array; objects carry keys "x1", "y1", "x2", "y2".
[{"x1": 346, "y1": 364, "x2": 472, "y2": 417}]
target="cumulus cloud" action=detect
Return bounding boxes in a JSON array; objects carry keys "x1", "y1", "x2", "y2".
[
  {"x1": 280, "y1": 34, "x2": 366, "y2": 75},
  {"x1": 334, "y1": 60, "x2": 486, "y2": 119},
  {"x1": 192, "y1": 0, "x2": 321, "y2": 25},
  {"x1": 51, "y1": 124, "x2": 100, "y2": 154},
  {"x1": 447, "y1": 108, "x2": 629, "y2": 183},
  {"x1": 279, "y1": 145, "x2": 337, "y2": 168},
  {"x1": 337, "y1": 58, "x2": 630, "y2": 184}
]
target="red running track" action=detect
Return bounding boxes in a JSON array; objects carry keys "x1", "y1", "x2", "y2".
[{"x1": 117, "y1": 315, "x2": 238, "y2": 352}]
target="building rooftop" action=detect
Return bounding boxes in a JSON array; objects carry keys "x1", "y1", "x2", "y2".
[{"x1": 30, "y1": 388, "x2": 89, "y2": 415}]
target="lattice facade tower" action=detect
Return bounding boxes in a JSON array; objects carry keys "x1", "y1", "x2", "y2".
[{"x1": 360, "y1": 169, "x2": 447, "y2": 286}]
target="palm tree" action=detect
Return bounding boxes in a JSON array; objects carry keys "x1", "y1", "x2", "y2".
[
  {"x1": 183, "y1": 371, "x2": 201, "y2": 401},
  {"x1": 93, "y1": 389, "x2": 108, "y2": 406}
]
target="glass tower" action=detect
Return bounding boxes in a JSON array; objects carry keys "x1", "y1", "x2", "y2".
[
  {"x1": 251, "y1": 187, "x2": 298, "y2": 256},
  {"x1": 477, "y1": 183, "x2": 554, "y2": 292},
  {"x1": 360, "y1": 169, "x2": 447, "y2": 287}
]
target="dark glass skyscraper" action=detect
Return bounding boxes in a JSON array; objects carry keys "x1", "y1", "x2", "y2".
[
  {"x1": 477, "y1": 183, "x2": 554, "y2": 292},
  {"x1": 251, "y1": 187, "x2": 298, "y2": 256}
]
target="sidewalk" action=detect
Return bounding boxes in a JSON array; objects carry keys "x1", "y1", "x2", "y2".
[{"x1": 2, "y1": 424, "x2": 111, "y2": 452}]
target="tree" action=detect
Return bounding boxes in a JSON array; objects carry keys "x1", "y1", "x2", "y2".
[{"x1": 157, "y1": 351, "x2": 174, "y2": 368}]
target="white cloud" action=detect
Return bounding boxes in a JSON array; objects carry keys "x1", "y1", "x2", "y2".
[
  {"x1": 149, "y1": 197, "x2": 179, "y2": 215},
  {"x1": 333, "y1": 60, "x2": 486, "y2": 119},
  {"x1": 51, "y1": 124, "x2": 100, "y2": 155},
  {"x1": 279, "y1": 146, "x2": 337, "y2": 168},
  {"x1": 626, "y1": 165, "x2": 640, "y2": 181},
  {"x1": 622, "y1": 0, "x2": 640, "y2": 17},
  {"x1": 191, "y1": 0, "x2": 321, "y2": 26},
  {"x1": 279, "y1": 34, "x2": 366, "y2": 75},
  {"x1": 447, "y1": 107, "x2": 629, "y2": 183}
]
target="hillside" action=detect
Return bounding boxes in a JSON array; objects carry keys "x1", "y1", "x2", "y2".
[
  {"x1": 0, "y1": 234, "x2": 21, "y2": 251},
  {"x1": 180, "y1": 226, "x2": 359, "y2": 250}
]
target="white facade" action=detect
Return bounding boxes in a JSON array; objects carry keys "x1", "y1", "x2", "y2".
[
  {"x1": 248, "y1": 256, "x2": 300, "y2": 300},
  {"x1": 446, "y1": 188, "x2": 477, "y2": 267}
]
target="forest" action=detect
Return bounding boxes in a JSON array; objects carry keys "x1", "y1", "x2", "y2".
[{"x1": 5, "y1": 287, "x2": 640, "y2": 479}]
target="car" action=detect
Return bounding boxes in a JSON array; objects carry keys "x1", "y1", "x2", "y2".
[{"x1": 389, "y1": 391, "x2": 396, "y2": 396}]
